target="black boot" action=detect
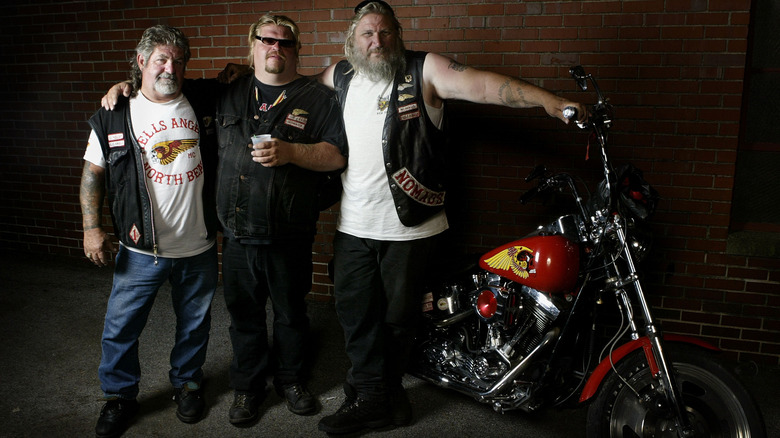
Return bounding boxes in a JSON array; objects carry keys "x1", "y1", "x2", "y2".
[
  {"x1": 277, "y1": 383, "x2": 317, "y2": 415},
  {"x1": 228, "y1": 391, "x2": 261, "y2": 425},
  {"x1": 318, "y1": 395, "x2": 391, "y2": 434},
  {"x1": 173, "y1": 381, "x2": 205, "y2": 423},
  {"x1": 95, "y1": 398, "x2": 139, "y2": 438}
]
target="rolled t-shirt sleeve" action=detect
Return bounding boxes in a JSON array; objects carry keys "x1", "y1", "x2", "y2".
[{"x1": 83, "y1": 129, "x2": 106, "y2": 168}]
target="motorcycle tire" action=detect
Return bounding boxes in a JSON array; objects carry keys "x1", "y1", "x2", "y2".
[{"x1": 586, "y1": 344, "x2": 766, "y2": 438}]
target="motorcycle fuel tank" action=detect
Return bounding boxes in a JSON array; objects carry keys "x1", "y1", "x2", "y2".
[{"x1": 479, "y1": 235, "x2": 579, "y2": 294}]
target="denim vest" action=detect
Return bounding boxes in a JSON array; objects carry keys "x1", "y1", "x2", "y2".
[{"x1": 215, "y1": 75, "x2": 346, "y2": 241}]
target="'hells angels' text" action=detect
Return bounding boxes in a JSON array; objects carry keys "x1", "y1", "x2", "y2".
[{"x1": 136, "y1": 117, "x2": 199, "y2": 146}]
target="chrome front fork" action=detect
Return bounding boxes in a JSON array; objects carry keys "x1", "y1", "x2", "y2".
[{"x1": 611, "y1": 218, "x2": 695, "y2": 437}]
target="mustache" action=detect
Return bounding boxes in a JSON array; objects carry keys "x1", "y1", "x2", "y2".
[
  {"x1": 266, "y1": 52, "x2": 287, "y2": 61},
  {"x1": 157, "y1": 72, "x2": 178, "y2": 82}
]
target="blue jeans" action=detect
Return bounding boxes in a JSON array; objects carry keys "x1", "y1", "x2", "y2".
[{"x1": 99, "y1": 244, "x2": 217, "y2": 399}]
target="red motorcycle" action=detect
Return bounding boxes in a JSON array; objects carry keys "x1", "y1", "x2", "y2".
[{"x1": 410, "y1": 66, "x2": 766, "y2": 437}]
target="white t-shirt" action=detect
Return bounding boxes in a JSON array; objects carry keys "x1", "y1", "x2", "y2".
[
  {"x1": 337, "y1": 73, "x2": 449, "y2": 241},
  {"x1": 84, "y1": 92, "x2": 214, "y2": 258}
]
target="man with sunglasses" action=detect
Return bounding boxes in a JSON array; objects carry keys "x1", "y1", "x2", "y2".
[
  {"x1": 315, "y1": 1, "x2": 587, "y2": 434},
  {"x1": 100, "y1": 14, "x2": 347, "y2": 427},
  {"x1": 215, "y1": 14, "x2": 347, "y2": 426}
]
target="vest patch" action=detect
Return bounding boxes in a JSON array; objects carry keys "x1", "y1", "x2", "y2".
[
  {"x1": 398, "y1": 103, "x2": 420, "y2": 121},
  {"x1": 129, "y1": 223, "x2": 141, "y2": 245},
  {"x1": 284, "y1": 113, "x2": 307, "y2": 130},
  {"x1": 392, "y1": 167, "x2": 445, "y2": 206},
  {"x1": 108, "y1": 132, "x2": 125, "y2": 148}
]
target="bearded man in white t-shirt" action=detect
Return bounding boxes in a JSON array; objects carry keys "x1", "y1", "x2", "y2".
[
  {"x1": 80, "y1": 25, "x2": 219, "y2": 438},
  {"x1": 316, "y1": 1, "x2": 588, "y2": 434}
]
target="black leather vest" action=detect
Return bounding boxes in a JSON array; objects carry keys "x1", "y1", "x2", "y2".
[
  {"x1": 333, "y1": 51, "x2": 448, "y2": 227},
  {"x1": 87, "y1": 84, "x2": 219, "y2": 251}
]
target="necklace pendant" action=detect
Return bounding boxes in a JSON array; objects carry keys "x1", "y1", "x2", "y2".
[{"x1": 377, "y1": 95, "x2": 389, "y2": 112}]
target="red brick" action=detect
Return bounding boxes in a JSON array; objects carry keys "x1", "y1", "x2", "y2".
[{"x1": 1, "y1": 0, "x2": 775, "y2": 364}]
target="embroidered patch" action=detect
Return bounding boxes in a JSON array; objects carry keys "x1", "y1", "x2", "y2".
[
  {"x1": 108, "y1": 132, "x2": 125, "y2": 148},
  {"x1": 398, "y1": 103, "x2": 418, "y2": 113},
  {"x1": 284, "y1": 113, "x2": 307, "y2": 130},
  {"x1": 398, "y1": 102, "x2": 420, "y2": 121},
  {"x1": 392, "y1": 167, "x2": 445, "y2": 206},
  {"x1": 129, "y1": 224, "x2": 141, "y2": 245}
]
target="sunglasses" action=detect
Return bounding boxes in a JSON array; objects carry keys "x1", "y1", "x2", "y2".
[{"x1": 255, "y1": 36, "x2": 296, "y2": 48}]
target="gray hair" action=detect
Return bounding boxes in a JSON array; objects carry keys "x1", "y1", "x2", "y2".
[
  {"x1": 345, "y1": 1, "x2": 405, "y2": 58},
  {"x1": 129, "y1": 25, "x2": 191, "y2": 96}
]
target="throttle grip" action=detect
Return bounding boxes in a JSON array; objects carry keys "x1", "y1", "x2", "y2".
[
  {"x1": 563, "y1": 106, "x2": 578, "y2": 120},
  {"x1": 519, "y1": 186, "x2": 540, "y2": 205}
]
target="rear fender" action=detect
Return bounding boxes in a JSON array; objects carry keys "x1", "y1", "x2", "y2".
[{"x1": 578, "y1": 334, "x2": 719, "y2": 403}]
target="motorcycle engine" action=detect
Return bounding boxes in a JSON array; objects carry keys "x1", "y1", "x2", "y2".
[{"x1": 418, "y1": 271, "x2": 564, "y2": 389}]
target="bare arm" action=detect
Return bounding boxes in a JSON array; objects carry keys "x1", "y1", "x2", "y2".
[
  {"x1": 80, "y1": 162, "x2": 114, "y2": 266},
  {"x1": 251, "y1": 138, "x2": 346, "y2": 171},
  {"x1": 313, "y1": 63, "x2": 337, "y2": 90},
  {"x1": 423, "y1": 52, "x2": 587, "y2": 124}
]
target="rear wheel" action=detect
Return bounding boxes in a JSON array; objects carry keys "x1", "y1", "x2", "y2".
[{"x1": 586, "y1": 345, "x2": 766, "y2": 437}]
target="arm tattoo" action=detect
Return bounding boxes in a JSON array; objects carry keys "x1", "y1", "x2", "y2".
[
  {"x1": 497, "y1": 79, "x2": 529, "y2": 107},
  {"x1": 448, "y1": 60, "x2": 467, "y2": 72},
  {"x1": 80, "y1": 162, "x2": 105, "y2": 229}
]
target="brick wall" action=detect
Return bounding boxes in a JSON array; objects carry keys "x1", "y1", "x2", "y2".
[{"x1": 1, "y1": 0, "x2": 777, "y2": 365}]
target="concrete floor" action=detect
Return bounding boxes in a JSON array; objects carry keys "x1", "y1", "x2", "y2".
[{"x1": 0, "y1": 252, "x2": 776, "y2": 437}]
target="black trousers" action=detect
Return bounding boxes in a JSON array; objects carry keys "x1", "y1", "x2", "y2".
[
  {"x1": 222, "y1": 236, "x2": 312, "y2": 393},
  {"x1": 333, "y1": 231, "x2": 438, "y2": 399}
]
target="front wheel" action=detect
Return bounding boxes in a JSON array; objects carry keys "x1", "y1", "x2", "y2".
[{"x1": 586, "y1": 345, "x2": 766, "y2": 437}]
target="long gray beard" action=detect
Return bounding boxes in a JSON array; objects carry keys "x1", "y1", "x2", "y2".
[{"x1": 347, "y1": 45, "x2": 405, "y2": 83}]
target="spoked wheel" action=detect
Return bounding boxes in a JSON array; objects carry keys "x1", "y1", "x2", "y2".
[{"x1": 586, "y1": 345, "x2": 766, "y2": 437}]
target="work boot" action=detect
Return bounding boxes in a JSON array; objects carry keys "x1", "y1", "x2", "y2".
[
  {"x1": 228, "y1": 391, "x2": 260, "y2": 425},
  {"x1": 318, "y1": 396, "x2": 392, "y2": 434},
  {"x1": 173, "y1": 381, "x2": 205, "y2": 423},
  {"x1": 343, "y1": 381, "x2": 411, "y2": 426},
  {"x1": 277, "y1": 383, "x2": 317, "y2": 415},
  {"x1": 95, "y1": 398, "x2": 139, "y2": 438}
]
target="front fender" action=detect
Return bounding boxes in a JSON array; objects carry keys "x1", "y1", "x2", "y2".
[{"x1": 578, "y1": 334, "x2": 719, "y2": 403}]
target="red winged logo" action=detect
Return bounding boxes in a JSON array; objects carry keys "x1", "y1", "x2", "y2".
[
  {"x1": 482, "y1": 245, "x2": 535, "y2": 279},
  {"x1": 151, "y1": 139, "x2": 198, "y2": 165}
]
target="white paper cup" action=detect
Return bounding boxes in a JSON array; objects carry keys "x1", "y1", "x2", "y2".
[{"x1": 251, "y1": 134, "x2": 272, "y2": 145}]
